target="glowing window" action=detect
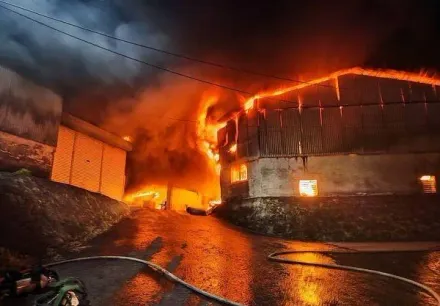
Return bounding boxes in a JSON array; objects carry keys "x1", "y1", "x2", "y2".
[
  {"x1": 299, "y1": 180, "x2": 318, "y2": 197},
  {"x1": 231, "y1": 163, "x2": 248, "y2": 183},
  {"x1": 420, "y1": 175, "x2": 436, "y2": 193}
]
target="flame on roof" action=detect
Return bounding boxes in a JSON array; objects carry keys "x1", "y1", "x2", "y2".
[{"x1": 244, "y1": 67, "x2": 440, "y2": 110}]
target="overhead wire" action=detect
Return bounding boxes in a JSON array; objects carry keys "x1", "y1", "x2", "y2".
[
  {"x1": 0, "y1": 3, "x2": 253, "y2": 96},
  {"x1": 4, "y1": 1, "x2": 437, "y2": 127},
  {"x1": 0, "y1": 2, "x2": 316, "y2": 115},
  {"x1": 0, "y1": 0, "x2": 343, "y2": 90}
]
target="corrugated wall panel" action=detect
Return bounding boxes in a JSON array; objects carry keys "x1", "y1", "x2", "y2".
[
  {"x1": 301, "y1": 109, "x2": 322, "y2": 154},
  {"x1": 297, "y1": 85, "x2": 320, "y2": 107},
  {"x1": 281, "y1": 109, "x2": 301, "y2": 155},
  {"x1": 265, "y1": 110, "x2": 283, "y2": 156},
  {"x1": 258, "y1": 112, "x2": 268, "y2": 156},
  {"x1": 101, "y1": 144, "x2": 126, "y2": 200},
  {"x1": 409, "y1": 83, "x2": 428, "y2": 102},
  {"x1": 51, "y1": 126, "x2": 75, "y2": 184},
  {"x1": 358, "y1": 76, "x2": 381, "y2": 105},
  {"x1": 383, "y1": 104, "x2": 405, "y2": 152},
  {"x1": 338, "y1": 75, "x2": 361, "y2": 105},
  {"x1": 378, "y1": 79, "x2": 405, "y2": 103},
  {"x1": 321, "y1": 108, "x2": 343, "y2": 153},
  {"x1": 421, "y1": 84, "x2": 437, "y2": 102},
  {"x1": 71, "y1": 133, "x2": 103, "y2": 192},
  {"x1": 317, "y1": 79, "x2": 339, "y2": 106},
  {"x1": 341, "y1": 106, "x2": 363, "y2": 152},
  {"x1": 404, "y1": 103, "x2": 427, "y2": 131},
  {"x1": 404, "y1": 103, "x2": 429, "y2": 152},
  {"x1": 362, "y1": 105, "x2": 385, "y2": 152},
  {"x1": 247, "y1": 109, "x2": 259, "y2": 157}
]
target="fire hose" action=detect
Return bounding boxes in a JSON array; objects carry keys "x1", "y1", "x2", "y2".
[{"x1": 44, "y1": 249, "x2": 440, "y2": 306}]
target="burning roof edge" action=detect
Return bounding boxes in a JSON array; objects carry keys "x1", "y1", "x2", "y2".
[
  {"x1": 290, "y1": 66, "x2": 440, "y2": 91},
  {"x1": 61, "y1": 112, "x2": 133, "y2": 151},
  {"x1": 240, "y1": 67, "x2": 440, "y2": 111}
]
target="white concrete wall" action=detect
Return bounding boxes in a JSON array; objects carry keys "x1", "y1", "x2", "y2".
[{"x1": 247, "y1": 153, "x2": 440, "y2": 197}]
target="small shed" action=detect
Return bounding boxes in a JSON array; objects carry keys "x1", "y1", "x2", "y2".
[{"x1": 51, "y1": 113, "x2": 132, "y2": 201}]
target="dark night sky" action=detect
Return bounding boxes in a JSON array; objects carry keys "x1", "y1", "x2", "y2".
[{"x1": 1, "y1": 0, "x2": 440, "y2": 120}]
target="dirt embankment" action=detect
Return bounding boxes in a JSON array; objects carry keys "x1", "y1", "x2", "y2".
[{"x1": 0, "y1": 172, "x2": 130, "y2": 268}]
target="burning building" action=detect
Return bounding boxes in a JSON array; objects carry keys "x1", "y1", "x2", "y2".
[{"x1": 218, "y1": 68, "x2": 440, "y2": 201}]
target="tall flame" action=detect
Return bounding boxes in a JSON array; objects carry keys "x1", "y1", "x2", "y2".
[{"x1": 196, "y1": 93, "x2": 226, "y2": 175}]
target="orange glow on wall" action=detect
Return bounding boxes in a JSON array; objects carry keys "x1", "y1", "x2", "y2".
[{"x1": 299, "y1": 180, "x2": 318, "y2": 197}]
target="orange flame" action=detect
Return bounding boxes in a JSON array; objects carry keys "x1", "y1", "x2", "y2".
[
  {"x1": 124, "y1": 187, "x2": 163, "y2": 203},
  {"x1": 196, "y1": 93, "x2": 226, "y2": 175},
  {"x1": 229, "y1": 144, "x2": 237, "y2": 153},
  {"x1": 123, "y1": 135, "x2": 132, "y2": 142},
  {"x1": 242, "y1": 67, "x2": 440, "y2": 112}
]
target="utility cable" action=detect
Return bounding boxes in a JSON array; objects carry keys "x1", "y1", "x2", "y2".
[
  {"x1": 0, "y1": 3, "x2": 252, "y2": 97},
  {"x1": 0, "y1": 0, "x2": 343, "y2": 90}
]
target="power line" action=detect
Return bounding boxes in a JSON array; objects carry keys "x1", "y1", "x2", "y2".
[
  {"x1": 0, "y1": 0, "x2": 341, "y2": 90},
  {"x1": 0, "y1": 4, "x2": 252, "y2": 95},
  {"x1": 0, "y1": 3, "x2": 304, "y2": 108}
]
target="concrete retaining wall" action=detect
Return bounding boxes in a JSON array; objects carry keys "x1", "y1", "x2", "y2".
[{"x1": 216, "y1": 195, "x2": 440, "y2": 241}]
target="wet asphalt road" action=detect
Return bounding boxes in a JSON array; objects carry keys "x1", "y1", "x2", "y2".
[{"x1": 7, "y1": 209, "x2": 440, "y2": 305}]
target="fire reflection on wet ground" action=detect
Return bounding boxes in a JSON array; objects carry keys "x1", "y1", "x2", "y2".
[{"x1": 28, "y1": 209, "x2": 440, "y2": 306}]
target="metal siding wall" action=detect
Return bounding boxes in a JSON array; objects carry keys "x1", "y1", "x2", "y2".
[
  {"x1": 404, "y1": 103, "x2": 428, "y2": 152},
  {"x1": 71, "y1": 133, "x2": 103, "y2": 193},
  {"x1": 51, "y1": 126, "x2": 75, "y2": 184},
  {"x1": 258, "y1": 112, "x2": 268, "y2": 156},
  {"x1": 301, "y1": 109, "x2": 322, "y2": 154},
  {"x1": 383, "y1": 104, "x2": 405, "y2": 152},
  {"x1": 235, "y1": 76, "x2": 440, "y2": 157},
  {"x1": 321, "y1": 108, "x2": 343, "y2": 153},
  {"x1": 317, "y1": 79, "x2": 339, "y2": 106},
  {"x1": 378, "y1": 79, "x2": 405, "y2": 103},
  {"x1": 362, "y1": 105, "x2": 385, "y2": 152},
  {"x1": 338, "y1": 75, "x2": 361, "y2": 105},
  {"x1": 341, "y1": 106, "x2": 363, "y2": 152},
  {"x1": 247, "y1": 109, "x2": 259, "y2": 157},
  {"x1": 265, "y1": 110, "x2": 283, "y2": 156},
  {"x1": 358, "y1": 76, "x2": 381, "y2": 105},
  {"x1": 423, "y1": 85, "x2": 437, "y2": 102},
  {"x1": 281, "y1": 109, "x2": 301, "y2": 155},
  {"x1": 101, "y1": 144, "x2": 126, "y2": 200},
  {"x1": 409, "y1": 83, "x2": 428, "y2": 102}
]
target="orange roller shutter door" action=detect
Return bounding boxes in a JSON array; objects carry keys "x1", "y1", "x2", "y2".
[
  {"x1": 100, "y1": 144, "x2": 126, "y2": 201},
  {"x1": 51, "y1": 126, "x2": 75, "y2": 184},
  {"x1": 71, "y1": 133, "x2": 103, "y2": 192}
]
